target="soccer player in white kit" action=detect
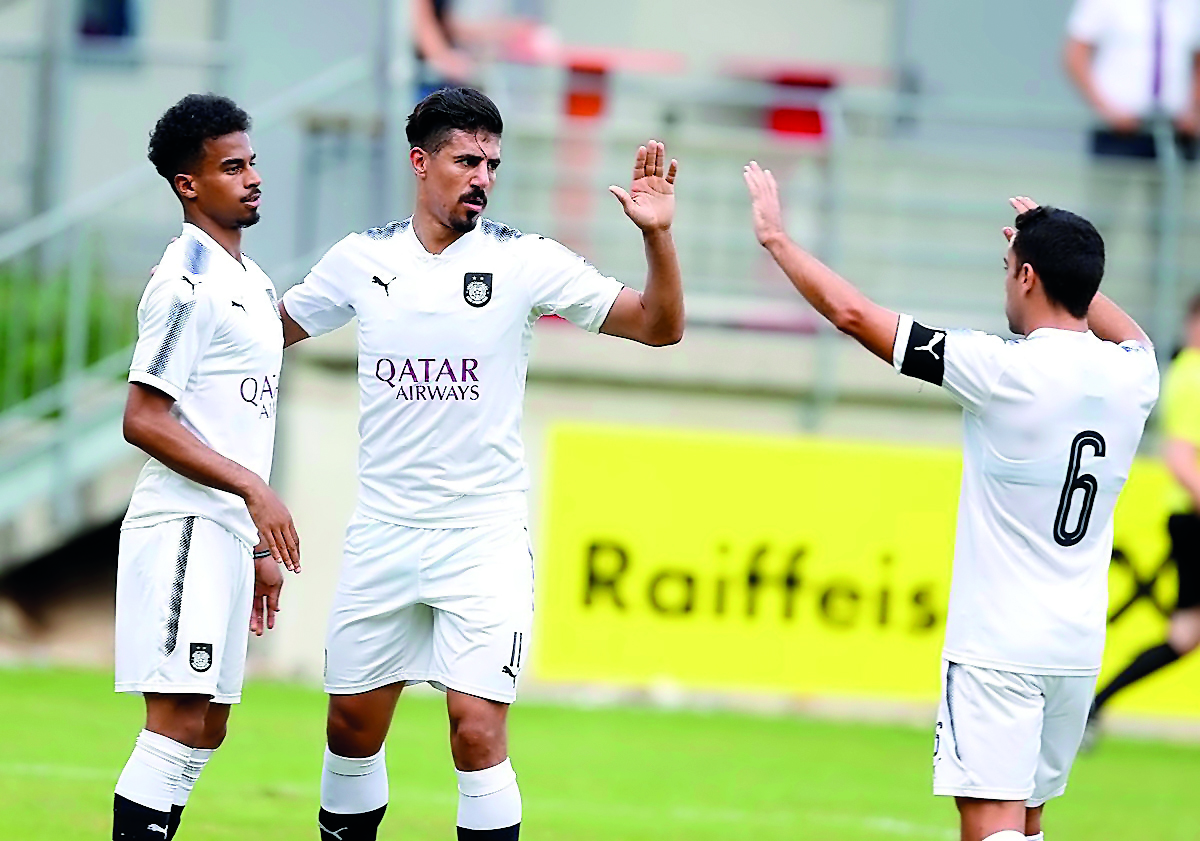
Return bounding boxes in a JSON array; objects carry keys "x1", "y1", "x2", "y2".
[
  {"x1": 744, "y1": 166, "x2": 1159, "y2": 841},
  {"x1": 113, "y1": 94, "x2": 300, "y2": 841},
  {"x1": 279, "y1": 87, "x2": 683, "y2": 840}
]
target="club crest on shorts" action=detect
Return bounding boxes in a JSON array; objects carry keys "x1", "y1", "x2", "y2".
[
  {"x1": 464, "y1": 272, "x2": 493, "y2": 308},
  {"x1": 189, "y1": 643, "x2": 213, "y2": 673}
]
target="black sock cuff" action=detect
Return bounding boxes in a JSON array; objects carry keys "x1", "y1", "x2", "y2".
[
  {"x1": 458, "y1": 824, "x2": 520, "y2": 840},
  {"x1": 113, "y1": 794, "x2": 171, "y2": 840},
  {"x1": 319, "y1": 805, "x2": 387, "y2": 840}
]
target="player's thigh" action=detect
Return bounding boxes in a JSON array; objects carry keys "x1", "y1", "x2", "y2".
[
  {"x1": 325, "y1": 515, "x2": 433, "y2": 694},
  {"x1": 327, "y1": 683, "x2": 405, "y2": 758},
  {"x1": 1029, "y1": 674, "x2": 1097, "y2": 807},
  {"x1": 115, "y1": 517, "x2": 247, "y2": 697},
  {"x1": 426, "y1": 520, "x2": 535, "y2": 704},
  {"x1": 933, "y1": 661, "x2": 1044, "y2": 802}
]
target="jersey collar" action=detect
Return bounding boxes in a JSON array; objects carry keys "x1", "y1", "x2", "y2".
[
  {"x1": 181, "y1": 222, "x2": 246, "y2": 272},
  {"x1": 1025, "y1": 327, "x2": 1094, "y2": 341},
  {"x1": 403, "y1": 217, "x2": 480, "y2": 261}
]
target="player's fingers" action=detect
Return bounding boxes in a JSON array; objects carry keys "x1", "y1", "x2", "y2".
[
  {"x1": 645, "y1": 141, "x2": 659, "y2": 179},
  {"x1": 267, "y1": 588, "x2": 280, "y2": 630},
  {"x1": 250, "y1": 600, "x2": 263, "y2": 636},
  {"x1": 666, "y1": 159, "x2": 678, "y2": 185},
  {"x1": 272, "y1": 526, "x2": 294, "y2": 570},
  {"x1": 263, "y1": 530, "x2": 282, "y2": 564},
  {"x1": 287, "y1": 522, "x2": 301, "y2": 573},
  {"x1": 653, "y1": 141, "x2": 665, "y2": 178},
  {"x1": 632, "y1": 145, "x2": 647, "y2": 182},
  {"x1": 1003, "y1": 226, "x2": 1016, "y2": 242}
]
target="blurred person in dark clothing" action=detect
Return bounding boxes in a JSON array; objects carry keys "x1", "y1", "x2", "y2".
[{"x1": 411, "y1": 0, "x2": 548, "y2": 99}]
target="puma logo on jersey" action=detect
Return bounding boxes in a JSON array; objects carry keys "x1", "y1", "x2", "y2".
[
  {"x1": 181, "y1": 276, "x2": 197, "y2": 291},
  {"x1": 915, "y1": 332, "x2": 945, "y2": 360},
  {"x1": 231, "y1": 300, "x2": 246, "y2": 312},
  {"x1": 148, "y1": 824, "x2": 168, "y2": 838},
  {"x1": 502, "y1": 665, "x2": 518, "y2": 682},
  {"x1": 372, "y1": 275, "x2": 393, "y2": 295}
]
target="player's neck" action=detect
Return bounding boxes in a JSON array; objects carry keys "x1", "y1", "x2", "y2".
[
  {"x1": 412, "y1": 207, "x2": 465, "y2": 256},
  {"x1": 183, "y1": 211, "x2": 244, "y2": 266},
  {"x1": 1023, "y1": 311, "x2": 1088, "y2": 335}
]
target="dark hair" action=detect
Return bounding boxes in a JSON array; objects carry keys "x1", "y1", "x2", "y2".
[
  {"x1": 148, "y1": 94, "x2": 251, "y2": 193},
  {"x1": 1011, "y1": 206, "x2": 1104, "y2": 319},
  {"x1": 405, "y1": 86, "x2": 503, "y2": 152}
]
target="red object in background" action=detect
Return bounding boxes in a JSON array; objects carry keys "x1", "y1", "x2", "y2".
[
  {"x1": 565, "y1": 63, "x2": 609, "y2": 119},
  {"x1": 766, "y1": 71, "x2": 835, "y2": 137}
]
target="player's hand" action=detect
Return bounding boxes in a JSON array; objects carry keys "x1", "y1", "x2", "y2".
[
  {"x1": 244, "y1": 479, "x2": 300, "y2": 573},
  {"x1": 609, "y1": 140, "x2": 678, "y2": 233},
  {"x1": 1003, "y1": 196, "x2": 1041, "y2": 243},
  {"x1": 250, "y1": 552, "x2": 283, "y2": 636},
  {"x1": 743, "y1": 161, "x2": 787, "y2": 248}
]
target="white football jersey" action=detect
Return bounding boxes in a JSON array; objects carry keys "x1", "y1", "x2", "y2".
[
  {"x1": 894, "y1": 315, "x2": 1159, "y2": 675},
  {"x1": 124, "y1": 223, "x2": 283, "y2": 549},
  {"x1": 281, "y1": 217, "x2": 623, "y2": 527}
]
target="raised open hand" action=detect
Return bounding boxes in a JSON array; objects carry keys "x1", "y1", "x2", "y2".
[
  {"x1": 743, "y1": 161, "x2": 786, "y2": 247},
  {"x1": 609, "y1": 140, "x2": 678, "y2": 233}
]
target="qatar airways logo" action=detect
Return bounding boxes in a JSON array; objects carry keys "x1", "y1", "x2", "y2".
[
  {"x1": 239, "y1": 373, "x2": 279, "y2": 418},
  {"x1": 374, "y1": 357, "x2": 480, "y2": 401}
]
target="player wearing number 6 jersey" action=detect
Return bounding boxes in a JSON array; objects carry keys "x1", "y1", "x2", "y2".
[{"x1": 744, "y1": 166, "x2": 1158, "y2": 841}]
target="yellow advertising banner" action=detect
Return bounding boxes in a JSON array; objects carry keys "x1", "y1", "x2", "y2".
[{"x1": 536, "y1": 423, "x2": 1199, "y2": 719}]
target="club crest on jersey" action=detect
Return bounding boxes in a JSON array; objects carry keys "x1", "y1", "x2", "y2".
[
  {"x1": 189, "y1": 643, "x2": 213, "y2": 673},
  {"x1": 464, "y1": 272, "x2": 492, "y2": 307}
]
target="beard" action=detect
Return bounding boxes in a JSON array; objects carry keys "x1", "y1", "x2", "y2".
[
  {"x1": 448, "y1": 212, "x2": 480, "y2": 234},
  {"x1": 238, "y1": 209, "x2": 261, "y2": 228}
]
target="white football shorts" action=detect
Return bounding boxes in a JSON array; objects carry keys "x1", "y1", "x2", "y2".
[
  {"x1": 115, "y1": 516, "x2": 254, "y2": 704},
  {"x1": 324, "y1": 513, "x2": 535, "y2": 704},
  {"x1": 933, "y1": 659, "x2": 1097, "y2": 805}
]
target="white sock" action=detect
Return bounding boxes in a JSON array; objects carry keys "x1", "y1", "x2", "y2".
[
  {"x1": 173, "y1": 747, "x2": 214, "y2": 808},
  {"x1": 456, "y1": 758, "x2": 521, "y2": 830},
  {"x1": 1026, "y1": 834, "x2": 1044, "y2": 841},
  {"x1": 114, "y1": 730, "x2": 192, "y2": 812},
  {"x1": 982, "y1": 833, "x2": 1026, "y2": 841},
  {"x1": 320, "y1": 746, "x2": 389, "y2": 814}
]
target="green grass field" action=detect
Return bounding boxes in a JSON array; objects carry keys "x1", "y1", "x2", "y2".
[{"x1": 1, "y1": 667, "x2": 1197, "y2": 840}]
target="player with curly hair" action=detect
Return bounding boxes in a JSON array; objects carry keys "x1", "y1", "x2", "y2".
[{"x1": 112, "y1": 93, "x2": 299, "y2": 841}]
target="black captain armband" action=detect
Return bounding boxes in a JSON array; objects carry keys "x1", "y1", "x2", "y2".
[
  {"x1": 253, "y1": 549, "x2": 274, "y2": 560},
  {"x1": 900, "y1": 321, "x2": 946, "y2": 386}
]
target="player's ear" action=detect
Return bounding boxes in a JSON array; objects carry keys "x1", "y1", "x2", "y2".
[
  {"x1": 1019, "y1": 263, "x2": 1037, "y2": 291},
  {"x1": 410, "y1": 147, "x2": 428, "y2": 179},
  {"x1": 174, "y1": 173, "x2": 198, "y2": 201}
]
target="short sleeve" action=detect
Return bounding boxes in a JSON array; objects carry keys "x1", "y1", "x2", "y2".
[
  {"x1": 128, "y1": 275, "x2": 219, "y2": 400},
  {"x1": 1162, "y1": 357, "x2": 1200, "y2": 446},
  {"x1": 893, "y1": 314, "x2": 1009, "y2": 414},
  {"x1": 1066, "y1": 0, "x2": 1109, "y2": 42},
  {"x1": 281, "y1": 235, "x2": 359, "y2": 337},
  {"x1": 527, "y1": 238, "x2": 624, "y2": 332}
]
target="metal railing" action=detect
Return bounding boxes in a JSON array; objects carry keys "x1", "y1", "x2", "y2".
[{"x1": 0, "y1": 53, "x2": 1196, "y2": 541}]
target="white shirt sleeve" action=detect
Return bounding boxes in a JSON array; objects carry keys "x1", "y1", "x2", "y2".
[
  {"x1": 1066, "y1": 0, "x2": 1109, "y2": 43},
  {"x1": 128, "y1": 273, "x2": 220, "y2": 401},
  {"x1": 280, "y1": 235, "x2": 359, "y2": 337},
  {"x1": 893, "y1": 313, "x2": 1009, "y2": 414},
  {"x1": 527, "y1": 237, "x2": 624, "y2": 332}
]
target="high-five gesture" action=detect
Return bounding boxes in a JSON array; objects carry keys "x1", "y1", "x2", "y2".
[
  {"x1": 743, "y1": 161, "x2": 786, "y2": 247},
  {"x1": 609, "y1": 140, "x2": 678, "y2": 232}
]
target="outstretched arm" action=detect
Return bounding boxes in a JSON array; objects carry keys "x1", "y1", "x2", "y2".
[
  {"x1": 599, "y1": 141, "x2": 684, "y2": 347},
  {"x1": 1006, "y1": 196, "x2": 1150, "y2": 346},
  {"x1": 743, "y1": 162, "x2": 899, "y2": 361}
]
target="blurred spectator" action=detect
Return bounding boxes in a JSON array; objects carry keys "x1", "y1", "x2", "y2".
[
  {"x1": 410, "y1": 0, "x2": 549, "y2": 99},
  {"x1": 1065, "y1": 0, "x2": 1200, "y2": 161}
]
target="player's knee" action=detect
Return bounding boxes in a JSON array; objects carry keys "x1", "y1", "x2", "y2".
[
  {"x1": 326, "y1": 702, "x2": 385, "y2": 757},
  {"x1": 449, "y1": 716, "x2": 506, "y2": 767},
  {"x1": 1168, "y1": 611, "x2": 1200, "y2": 653}
]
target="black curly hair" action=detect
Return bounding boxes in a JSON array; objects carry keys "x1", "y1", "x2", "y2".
[
  {"x1": 148, "y1": 94, "x2": 251, "y2": 195},
  {"x1": 1012, "y1": 206, "x2": 1105, "y2": 319},
  {"x1": 406, "y1": 86, "x2": 503, "y2": 152}
]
